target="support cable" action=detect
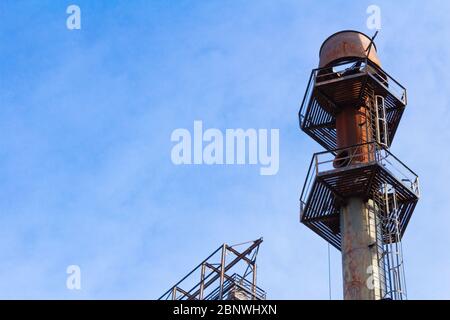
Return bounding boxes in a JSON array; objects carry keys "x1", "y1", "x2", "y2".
[{"x1": 328, "y1": 243, "x2": 332, "y2": 300}]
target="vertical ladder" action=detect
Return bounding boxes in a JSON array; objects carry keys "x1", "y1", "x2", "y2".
[
  {"x1": 373, "y1": 183, "x2": 407, "y2": 300},
  {"x1": 364, "y1": 93, "x2": 388, "y2": 147},
  {"x1": 382, "y1": 185, "x2": 407, "y2": 300},
  {"x1": 365, "y1": 93, "x2": 407, "y2": 300},
  {"x1": 375, "y1": 95, "x2": 389, "y2": 147}
]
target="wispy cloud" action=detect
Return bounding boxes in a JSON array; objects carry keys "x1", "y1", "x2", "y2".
[{"x1": 0, "y1": 0, "x2": 449, "y2": 299}]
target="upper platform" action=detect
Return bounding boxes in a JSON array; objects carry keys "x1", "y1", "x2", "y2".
[{"x1": 298, "y1": 57, "x2": 407, "y2": 151}]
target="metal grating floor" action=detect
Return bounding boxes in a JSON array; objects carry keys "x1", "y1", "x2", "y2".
[
  {"x1": 301, "y1": 162, "x2": 418, "y2": 250},
  {"x1": 300, "y1": 62, "x2": 406, "y2": 152}
]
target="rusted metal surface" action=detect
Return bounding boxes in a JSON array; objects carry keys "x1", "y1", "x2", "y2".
[
  {"x1": 340, "y1": 198, "x2": 384, "y2": 299},
  {"x1": 323, "y1": 33, "x2": 382, "y2": 300},
  {"x1": 319, "y1": 30, "x2": 381, "y2": 68},
  {"x1": 334, "y1": 104, "x2": 371, "y2": 168},
  {"x1": 299, "y1": 30, "x2": 418, "y2": 300},
  {"x1": 336, "y1": 106, "x2": 366, "y2": 148}
]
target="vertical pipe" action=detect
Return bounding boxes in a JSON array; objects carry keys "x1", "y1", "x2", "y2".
[
  {"x1": 172, "y1": 287, "x2": 177, "y2": 300},
  {"x1": 252, "y1": 263, "x2": 257, "y2": 300},
  {"x1": 218, "y1": 244, "x2": 227, "y2": 300},
  {"x1": 328, "y1": 243, "x2": 332, "y2": 300},
  {"x1": 340, "y1": 197, "x2": 383, "y2": 300},
  {"x1": 199, "y1": 263, "x2": 206, "y2": 299},
  {"x1": 334, "y1": 89, "x2": 382, "y2": 300},
  {"x1": 334, "y1": 104, "x2": 371, "y2": 169}
]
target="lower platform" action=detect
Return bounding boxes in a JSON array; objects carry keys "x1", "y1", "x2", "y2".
[{"x1": 300, "y1": 143, "x2": 419, "y2": 250}]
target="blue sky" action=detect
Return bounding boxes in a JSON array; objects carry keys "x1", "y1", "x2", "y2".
[{"x1": 1, "y1": 0, "x2": 450, "y2": 299}]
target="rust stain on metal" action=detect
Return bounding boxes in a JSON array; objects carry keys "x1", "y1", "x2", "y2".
[
  {"x1": 340, "y1": 198, "x2": 378, "y2": 300},
  {"x1": 299, "y1": 29, "x2": 418, "y2": 301},
  {"x1": 318, "y1": 31, "x2": 379, "y2": 169},
  {"x1": 319, "y1": 30, "x2": 381, "y2": 68},
  {"x1": 334, "y1": 105, "x2": 371, "y2": 168}
]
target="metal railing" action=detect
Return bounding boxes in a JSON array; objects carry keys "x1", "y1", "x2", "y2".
[
  {"x1": 300, "y1": 142, "x2": 420, "y2": 213},
  {"x1": 299, "y1": 58, "x2": 407, "y2": 128},
  {"x1": 204, "y1": 273, "x2": 266, "y2": 300}
]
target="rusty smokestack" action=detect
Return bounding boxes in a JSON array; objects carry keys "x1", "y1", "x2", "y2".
[
  {"x1": 321, "y1": 31, "x2": 383, "y2": 299},
  {"x1": 319, "y1": 31, "x2": 379, "y2": 168},
  {"x1": 299, "y1": 28, "x2": 419, "y2": 301}
]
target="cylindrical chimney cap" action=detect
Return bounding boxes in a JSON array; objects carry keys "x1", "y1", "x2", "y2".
[{"x1": 319, "y1": 30, "x2": 381, "y2": 68}]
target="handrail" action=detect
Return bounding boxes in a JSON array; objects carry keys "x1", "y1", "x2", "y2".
[
  {"x1": 309, "y1": 58, "x2": 406, "y2": 93},
  {"x1": 298, "y1": 69, "x2": 316, "y2": 128},
  {"x1": 299, "y1": 155, "x2": 316, "y2": 204},
  {"x1": 299, "y1": 57, "x2": 407, "y2": 130},
  {"x1": 300, "y1": 142, "x2": 420, "y2": 207}
]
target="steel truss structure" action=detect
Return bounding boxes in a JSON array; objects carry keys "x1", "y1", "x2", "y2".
[{"x1": 159, "y1": 238, "x2": 266, "y2": 300}]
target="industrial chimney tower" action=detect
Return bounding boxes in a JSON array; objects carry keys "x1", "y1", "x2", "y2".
[{"x1": 298, "y1": 31, "x2": 420, "y2": 300}]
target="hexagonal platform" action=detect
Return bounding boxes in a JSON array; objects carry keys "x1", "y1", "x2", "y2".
[
  {"x1": 298, "y1": 58, "x2": 407, "y2": 151},
  {"x1": 300, "y1": 143, "x2": 419, "y2": 250}
]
